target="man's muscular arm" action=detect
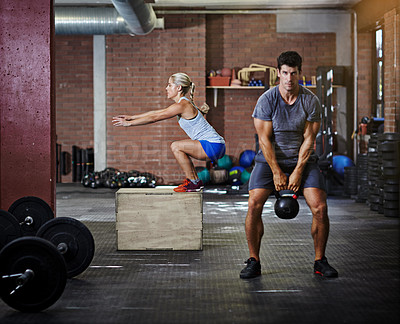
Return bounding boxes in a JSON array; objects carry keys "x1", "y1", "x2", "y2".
[
  {"x1": 288, "y1": 121, "x2": 321, "y2": 192},
  {"x1": 254, "y1": 118, "x2": 287, "y2": 191}
]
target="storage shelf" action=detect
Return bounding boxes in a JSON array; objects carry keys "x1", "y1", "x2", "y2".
[
  {"x1": 206, "y1": 85, "x2": 344, "y2": 107},
  {"x1": 206, "y1": 84, "x2": 343, "y2": 107},
  {"x1": 207, "y1": 86, "x2": 266, "y2": 107}
]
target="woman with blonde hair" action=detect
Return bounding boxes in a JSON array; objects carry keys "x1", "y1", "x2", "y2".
[{"x1": 112, "y1": 72, "x2": 225, "y2": 192}]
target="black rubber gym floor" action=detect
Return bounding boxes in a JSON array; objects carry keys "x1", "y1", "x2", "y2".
[{"x1": 1, "y1": 184, "x2": 399, "y2": 323}]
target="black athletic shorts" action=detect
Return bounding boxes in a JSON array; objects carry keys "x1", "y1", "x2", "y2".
[{"x1": 248, "y1": 160, "x2": 326, "y2": 192}]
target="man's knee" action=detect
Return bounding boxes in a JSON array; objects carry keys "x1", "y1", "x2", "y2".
[
  {"x1": 248, "y1": 189, "x2": 270, "y2": 214},
  {"x1": 304, "y1": 188, "x2": 328, "y2": 220},
  {"x1": 310, "y1": 201, "x2": 328, "y2": 222}
]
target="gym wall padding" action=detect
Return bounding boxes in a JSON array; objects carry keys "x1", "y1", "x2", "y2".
[{"x1": 0, "y1": 0, "x2": 56, "y2": 211}]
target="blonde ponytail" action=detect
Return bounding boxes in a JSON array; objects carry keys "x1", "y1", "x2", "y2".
[
  {"x1": 170, "y1": 72, "x2": 194, "y2": 101},
  {"x1": 189, "y1": 82, "x2": 195, "y2": 102},
  {"x1": 199, "y1": 102, "x2": 210, "y2": 115}
]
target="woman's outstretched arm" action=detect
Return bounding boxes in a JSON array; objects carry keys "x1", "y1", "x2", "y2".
[{"x1": 112, "y1": 103, "x2": 183, "y2": 127}]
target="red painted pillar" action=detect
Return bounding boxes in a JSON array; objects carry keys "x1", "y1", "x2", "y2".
[{"x1": 0, "y1": 1, "x2": 56, "y2": 212}]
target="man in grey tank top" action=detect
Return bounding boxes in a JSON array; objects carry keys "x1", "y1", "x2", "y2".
[{"x1": 240, "y1": 51, "x2": 338, "y2": 279}]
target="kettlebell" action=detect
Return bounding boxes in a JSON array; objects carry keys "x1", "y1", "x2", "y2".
[{"x1": 273, "y1": 190, "x2": 299, "y2": 219}]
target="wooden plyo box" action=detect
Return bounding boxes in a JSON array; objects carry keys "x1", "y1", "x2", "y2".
[{"x1": 115, "y1": 187, "x2": 203, "y2": 250}]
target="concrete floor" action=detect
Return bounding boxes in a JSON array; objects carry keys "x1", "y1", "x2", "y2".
[{"x1": 0, "y1": 183, "x2": 399, "y2": 323}]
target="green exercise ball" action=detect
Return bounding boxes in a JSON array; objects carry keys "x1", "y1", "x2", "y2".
[
  {"x1": 217, "y1": 155, "x2": 233, "y2": 171},
  {"x1": 240, "y1": 169, "x2": 251, "y2": 184},
  {"x1": 196, "y1": 166, "x2": 210, "y2": 184}
]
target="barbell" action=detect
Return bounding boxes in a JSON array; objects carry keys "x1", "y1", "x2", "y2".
[
  {"x1": 0, "y1": 237, "x2": 67, "y2": 312},
  {"x1": 0, "y1": 196, "x2": 95, "y2": 312}
]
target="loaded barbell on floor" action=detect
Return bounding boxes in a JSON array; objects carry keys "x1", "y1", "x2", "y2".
[
  {"x1": 1, "y1": 196, "x2": 95, "y2": 278},
  {"x1": 0, "y1": 198, "x2": 95, "y2": 312},
  {"x1": 0, "y1": 236, "x2": 68, "y2": 312}
]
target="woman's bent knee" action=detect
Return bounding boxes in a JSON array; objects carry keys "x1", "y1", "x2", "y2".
[{"x1": 170, "y1": 141, "x2": 179, "y2": 153}]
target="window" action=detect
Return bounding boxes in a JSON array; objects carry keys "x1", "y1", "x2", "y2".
[{"x1": 373, "y1": 28, "x2": 384, "y2": 118}]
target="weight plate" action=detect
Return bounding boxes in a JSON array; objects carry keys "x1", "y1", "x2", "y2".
[
  {"x1": 383, "y1": 168, "x2": 399, "y2": 177},
  {"x1": 382, "y1": 160, "x2": 399, "y2": 168},
  {"x1": 381, "y1": 133, "x2": 400, "y2": 142},
  {"x1": 37, "y1": 217, "x2": 95, "y2": 278},
  {"x1": 0, "y1": 210, "x2": 22, "y2": 250},
  {"x1": 384, "y1": 184, "x2": 400, "y2": 193},
  {"x1": 8, "y1": 196, "x2": 54, "y2": 236},
  {"x1": 384, "y1": 200, "x2": 399, "y2": 209},
  {"x1": 0, "y1": 237, "x2": 67, "y2": 312},
  {"x1": 384, "y1": 192, "x2": 399, "y2": 200},
  {"x1": 379, "y1": 142, "x2": 397, "y2": 152}
]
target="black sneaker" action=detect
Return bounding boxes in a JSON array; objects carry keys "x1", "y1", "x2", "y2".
[
  {"x1": 314, "y1": 256, "x2": 338, "y2": 278},
  {"x1": 240, "y1": 257, "x2": 261, "y2": 279}
]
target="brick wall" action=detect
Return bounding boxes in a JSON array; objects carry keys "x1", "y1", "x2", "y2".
[
  {"x1": 55, "y1": 36, "x2": 93, "y2": 183},
  {"x1": 383, "y1": 9, "x2": 400, "y2": 133}
]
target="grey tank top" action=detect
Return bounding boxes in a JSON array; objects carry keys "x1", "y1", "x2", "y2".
[{"x1": 177, "y1": 97, "x2": 225, "y2": 144}]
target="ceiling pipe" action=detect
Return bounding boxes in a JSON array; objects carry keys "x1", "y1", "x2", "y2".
[
  {"x1": 55, "y1": 0, "x2": 160, "y2": 35},
  {"x1": 111, "y1": 0, "x2": 156, "y2": 35},
  {"x1": 55, "y1": 7, "x2": 129, "y2": 35}
]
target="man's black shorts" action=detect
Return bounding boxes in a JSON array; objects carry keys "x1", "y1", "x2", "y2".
[{"x1": 248, "y1": 161, "x2": 326, "y2": 192}]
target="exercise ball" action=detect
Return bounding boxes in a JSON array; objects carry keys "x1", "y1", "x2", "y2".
[
  {"x1": 240, "y1": 169, "x2": 251, "y2": 184},
  {"x1": 239, "y1": 150, "x2": 256, "y2": 168},
  {"x1": 332, "y1": 155, "x2": 355, "y2": 178},
  {"x1": 196, "y1": 167, "x2": 210, "y2": 184},
  {"x1": 228, "y1": 166, "x2": 244, "y2": 186},
  {"x1": 217, "y1": 155, "x2": 233, "y2": 171},
  {"x1": 221, "y1": 68, "x2": 232, "y2": 77}
]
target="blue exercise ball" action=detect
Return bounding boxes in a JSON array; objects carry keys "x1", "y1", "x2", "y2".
[
  {"x1": 217, "y1": 155, "x2": 233, "y2": 171},
  {"x1": 332, "y1": 155, "x2": 355, "y2": 178},
  {"x1": 239, "y1": 150, "x2": 256, "y2": 168}
]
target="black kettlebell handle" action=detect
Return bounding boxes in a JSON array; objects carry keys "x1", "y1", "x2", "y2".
[{"x1": 273, "y1": 190, "x2": 299, "y2": 200}]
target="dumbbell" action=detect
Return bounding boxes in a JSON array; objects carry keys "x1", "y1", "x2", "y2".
[
  {"x1": 1, "y1": 197, "x2": 95, "y2": 278},
  {"x1": 273, "y1": 190, "x2": 300, "y2": 219}
]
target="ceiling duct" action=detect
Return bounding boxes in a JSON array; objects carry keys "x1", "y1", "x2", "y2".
[
  {"x1": 55, "y1": 7, "x2": 128, "y2": 35},
  {"x1": 55, "y1": 0, "x2": 158, "y2": 35},
  {"x1": 111, "y1": 0, "x2": 156, "y2": 35}
]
